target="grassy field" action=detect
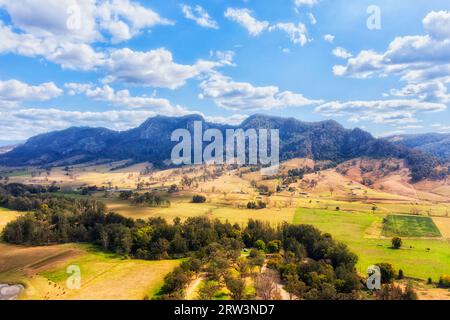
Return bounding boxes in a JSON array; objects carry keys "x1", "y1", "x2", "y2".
[
  {"x1": 0, "y1": 243, "x2": 180, "y2": 300},
  {"x1": 382, "y1": 215, "x2": 442, "y2": 238},
  {"x1": 0, "y1": 207, "x2": 22, "y2": 231},
  {"x1": 293, "y1": 208, "x2": 450, "y2": 280}
]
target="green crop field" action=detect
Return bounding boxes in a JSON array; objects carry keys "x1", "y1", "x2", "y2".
[
  {"x1": 382, "y1": 215, "x2": 442, "y2": 238},
  {"x1": 293, "y1": 208, "x2": 450, "y2": 280}
]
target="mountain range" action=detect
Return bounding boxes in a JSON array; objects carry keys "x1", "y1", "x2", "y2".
[
  {"x1": 0, "y1": 114, "x2": 447, "y2": 182},
  {"x1": 385, "y1": 133, "x2": 450, "y2": 161}
]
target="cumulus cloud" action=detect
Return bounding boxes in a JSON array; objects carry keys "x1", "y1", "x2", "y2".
[
  {"x1": 269, "y1": 22, "x2": 310, "y2": 46},
  {"x1": 199, "y1": 73, "x2": 322, "y2": 110},
  {"x1": 334, "y1": 11, "x2": 450, "y2": 98},
  {"x1": 65, "y1": 83, "x2": 188, "y2": 114},
  {"x1": 103, "y1": 48, "x2": 232, "y2": 89},
  {"x1": 181, "y1": 4, "x2": 218, "y2": 29},
  {"x1": 0, "y1": 0, "x2": 172, "y2": 70},
  {"x1": 225, "y1": 8, "x2": 310, "y2": 46},
  {"x1": 224, "y1": 8, "x2": 269, "y2": 36},
  {"x1": 323, "y1": 34, "x2": 335, "y2": 43},
  {"x1": 332, "y1": 47, "x2": 352, "y2": 59},
  {"x1": 0, "y1": 79, "x2": 62, "y2": 107}
]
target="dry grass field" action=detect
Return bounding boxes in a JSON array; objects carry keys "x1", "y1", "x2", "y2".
[{"x1": 0, "y1": 243, "x2": 180, "y2": 300}]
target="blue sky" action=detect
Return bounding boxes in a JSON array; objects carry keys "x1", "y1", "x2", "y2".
[{"x1": 0, "y1": 0, "x2": 450, "y2": 143}]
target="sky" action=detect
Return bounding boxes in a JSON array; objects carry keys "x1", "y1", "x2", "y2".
[{"x1": 1, "y1": 0, "x2": 450, "y2": 143}]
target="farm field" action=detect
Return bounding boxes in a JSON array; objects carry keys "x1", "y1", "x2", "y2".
[
  {"x1": 0, "y1": 207, "x2": 22, "y2": 231},
  {"x1": 382, "y1": 215, "x2": 442, "y2": 238},
  {"x1": 293, "y1": 208, "x2": 450, "y2": 280},
  {"x1": 0, "y1": 243, "x2": 180, "y2": 300}
]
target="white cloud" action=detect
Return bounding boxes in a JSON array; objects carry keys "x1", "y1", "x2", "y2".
[
  {"x1": 0, "y1": 79, "x2": 62, "y2": 107},
  {"x1": 0, "y1": 108, "x2": 161, "y2": 140},
  {"x1": 0, "y1": 0, "x2": 173, "y2": 70},
  {"x1": 308, "y1": 13, "x2": 317, "y2": 25},
  {"x1": 323, "y1": 34, "x2": 335, "y2": 43},
  {"x1": 332, "y1": 47, "x2": 352, "y2": 59},
  {"x1": 423, "y1": 10, "x2": 450, "y2": 40},
  {"x1": 199, "y1": 73, "x2": 322, "y2": 110},
  {"x1": 103, "y1": 48, "x2": 232, "y2": 89},
  {"x1": 181, "y1": 4, "x2": 218, "y2": 29},
  {"x1": 224, "y1": 8, "x2": 310, "y2": 46},
  {"x1": 315, "y1": 99, "x2": 446, "y2": 124},
  {"x1": 334, "y1": 11, "x2": 450, "y2": 82},
  {"x1": 224, "y1": 8, "x2": 269, "y2": 36},
  {"x1": 65, "y1": 83, "x2": 187, "y2": 114},
  {"x1": 294, "y1": 0, "x2": 320, "y2": 7},
  {"x1": 390, "y1": 80, "x2": 450, "y2": 103},
  {"x1": 269, "y1": 22, "x2": 310, "y2": 46},
  {"x1": 204, "y1": 114, "x2": 248, "y2": 125}
]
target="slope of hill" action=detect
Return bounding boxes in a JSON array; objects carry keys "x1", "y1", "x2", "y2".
[
  {"x1": 0, "y1": 114, "x2": 446, "y2": 181},
  {"x1": 386, "y1": 133, "x2": 450, "y2": 161}
]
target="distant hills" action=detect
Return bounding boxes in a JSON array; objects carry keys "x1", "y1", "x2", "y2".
[
  {"x1": 0, "y1": 114, "x2": 447, "y2": 182},
  {"x1": 385, "y1": 133, "x2": 450, "y2": 161}
]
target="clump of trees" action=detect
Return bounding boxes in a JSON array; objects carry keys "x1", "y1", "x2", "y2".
[
  {"x1": 192, "y1": 195, "x2": 206, "y2": 203},
  {"x1": 246, "y1": 201, "x2": 266, "y2": 210},
  {"x1": 118, "y1": 191, "x2": 170, "y2": 207}
]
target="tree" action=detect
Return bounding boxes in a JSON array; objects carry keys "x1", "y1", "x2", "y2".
[
  {"x1": 377, "y1": 263, "x2": 396, "y2": 284},
  {"x1": 198, "y1": 281, "x2": 220, "y2": 300},
  {"x1": 284, "y1": 273, "x2": 306, "y2": 300},
  {"x1": 225, "y1": 276, "x2": 246, "y2": 300},
  {"x1": 192, "y1": 195, "x2": 206, "y2": 203},
  {"x1": 392, "y1": 237, "x2": 402, "y2": 249},
  {"x1": 254, "y1": 239, "x2": 266, "y2": 252},
  {"x1": 267, "y1": 240, "x2": 282, "y2": 253},
  {"x1": 254, "y1": 270, "x2": 280, "y2": 300}
]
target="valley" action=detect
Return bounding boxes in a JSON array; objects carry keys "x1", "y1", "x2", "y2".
[{"x1": 1, "y1": 156, "x2": 449, "y2": 300}]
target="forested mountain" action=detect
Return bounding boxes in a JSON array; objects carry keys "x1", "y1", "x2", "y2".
[
  {"x1": 0, "y1": 114, "x2": 446, "y2": 181},
  {"x1": 386, "y1": 133, "x2": 450, "y2": 161}
]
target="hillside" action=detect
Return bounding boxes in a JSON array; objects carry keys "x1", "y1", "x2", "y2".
[
  {"x1": 0, "y1": 114, "x2": 446, "y2": 181},
  {"x1": 386, "y1": 133, "x2": 450, "y2": 161}
]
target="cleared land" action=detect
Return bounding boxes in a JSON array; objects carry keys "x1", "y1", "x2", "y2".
[
  {"x1": 382, "y1": 215, "x2": 442, "y2": 238},
  {"x1": 0, "y1": 207, "x2": 22, "y2": 231},
  {"x1": 0, "y1": 243, "x2": 180, "y2": 300},
  {"x1": 293, "y1": 208, "x2": 450, "y2": 280}
]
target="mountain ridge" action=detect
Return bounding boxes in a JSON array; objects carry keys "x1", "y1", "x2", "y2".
[{"x1": 0, "y1": 114, "x2": 447, "y2": 182}]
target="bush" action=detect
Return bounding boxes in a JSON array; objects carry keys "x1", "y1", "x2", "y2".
[
  {"x1": 192, "y1": 195, "x2": 206, "y2": 203},
  {"x1": 439, "y1": 275, "x2": 450, "y2": 288},
  {"x1": 398, "y1": 269, "x2": 404, "y2": 280},
  {"x1": 254, "y1": 239, "x2": 266, "y2": 252},
  {"x1": 391, "y1": 237, "x2": 402, "y2": 249},
  {"x1": 267, "y1": 240, "x2": 282, "y2": 253},
  {"x1": 377, "y1": 263, "x2": 396, "y2": 284}
]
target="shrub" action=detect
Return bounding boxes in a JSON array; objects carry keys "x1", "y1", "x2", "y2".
[
  {"x1": 267, "y1": 240, "x2": 282, "y2": 253},
  {"x1": 254, "y1": 239, "x2": 266, "y2": 252},
  {"x1": 192, "y1": 195, "x2": 206, "y2": 203},
  {"x1": 377, "y1": 263, "x2": 396, "y2": 284},
  {"x1": 439, "y1": 275, "x2": 450, "y2": 288},
  {"x1": 391, "y1": 237, "x2": 402, "y2": 249}
]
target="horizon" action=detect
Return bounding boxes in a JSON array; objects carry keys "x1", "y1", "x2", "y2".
[{"x1": 1, "y1": 1, "x2": 450, "y2": 142}]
